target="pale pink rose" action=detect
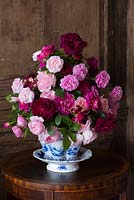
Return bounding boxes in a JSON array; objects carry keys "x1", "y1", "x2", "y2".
[
  {"x1": 95, "y1": 70, "x2": 110, "y2": 88},
  {"x1": 10, "y1": 97, "x2": 18, "y2": 102},
  {"x1": 37, "y1": 71, "x2": 56, "y2": 92},
  {"x1": 100, "y1": 97, "x2": 109, "y2": 113},
  {"x1": 44, "y1": 127, "x2": 62, "y2": 143},
  {"x1": 32, "y1": 50, "x2": 41, "y2": 61},
  {"x1": 40, "y1": 90, "x2": 55, "y2": 100},
  {"x1": 73, "y1": 63, "x2": 88, "y2": 81},
  {"x1": 82, "y1": 129, "x2": 97, "y2": 145},
  {"x1": 17, "y1": 115, "x2": 27, "y2": 128},
  {"x1": 60, "y1": 75, "x2": 79, "y2": 91},
  {"x1": 18, "y1": 87, "x2": 34, "y2": 103},
  {"x1": 74, "y1": 97, "x2": 88, "y2": 112},
  {"x1": 72, "y1": 133, "x2": 83, "y2": 146},
  {"x1": 46, "y1": 56, "x2": 64, "y2": 73},
  {"x1": 12, "y1": 125, "x2": 23, "y2": 138},
  {"x1": 11, "y1": 78, "x2": 24, "y2": 93},
  {"x1": 28, "y1": 116, "x2": 45, "y2": 135},
  {"x1": 78, "y1": 119, "x2": 91, "y2": 134}
]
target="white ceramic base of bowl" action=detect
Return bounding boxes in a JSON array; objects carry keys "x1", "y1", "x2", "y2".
[
  {"x1": 47, "y1": 162, "x2": 79, "y2": 173},
  {"x1": 33, "y1": 147, "x2": 92, "y2": 173}
]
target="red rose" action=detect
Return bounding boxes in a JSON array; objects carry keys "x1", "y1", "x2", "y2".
[
  {"x1": 32, "y1": 98, "x2": 56, "y2": 120},
  {"x1": 94, "y1": 115, "x2": 115, "y2": 133},
  {"x1": 60, "y1": 33, "x2": 87, "y2": 56}
]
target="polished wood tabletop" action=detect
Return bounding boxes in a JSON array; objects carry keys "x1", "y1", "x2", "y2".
[{"x1": 1, "y1": 148, "x2": 129, "y2": 200}]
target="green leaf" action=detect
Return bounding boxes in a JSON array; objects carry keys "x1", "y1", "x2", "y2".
[
  {"x1": 60, "y1": 127, "x2": 66, "y2": 136},
  {"x1": 62, "y1": 115, "x2": 72, "y2": 127},
  {"x1": 98, "y1": 112, "x2": 106, "y2": 118},
  {"x1": 71, "y1": 123, "x2": 80, "y2": 132},
  {"x1": 72, "y1": 90, "x2": 82, "y2": 98},
  {"x1": 68, "y1": 132, "x2": 76, "y2": 142},
  {"x1": 55, "y1": 89, "x2": 65, "y2": 98},
  {"x1": 5, "y1": 94, "x2": 12, "y2": 102},
  {"x1": 24, "y1": 128, "x2": 31, "y2": 138},
  {"x1": 47, "y1": 127, "x2": 54, "y2": 135},
  {"x1": 63, "y1": 135, "x2": 71, "y2": 151},
  {"x1": 55, "y1": 114, "x2": 62, "y2": 126}
]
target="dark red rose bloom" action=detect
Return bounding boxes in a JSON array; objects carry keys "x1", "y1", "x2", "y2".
[
  {"x1": 60, "y1": 33, "x2": 87, "y2": 56},
  {"x1": 61, "y1": 63, "x2": 73, "y2": 75},
  {"x1": 24, "y1": 74, "x2": 37, "y2": 89},
  {"x1": 94, "y1": 115, "x2": 116, "y2": 133},
  {"x1": 77, "y1": 81, "x2": 91, "y2": 96},
  {"x1": 87, "y1": 57, "x2": 99, "y2": 77},
  {"x1": 32, "y1": 98, "x2": 56, "y2": 120}
]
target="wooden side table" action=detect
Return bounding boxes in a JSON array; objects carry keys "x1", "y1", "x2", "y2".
[{"x1": 1, "y1": 148, "x2": 129, "y2": 200}]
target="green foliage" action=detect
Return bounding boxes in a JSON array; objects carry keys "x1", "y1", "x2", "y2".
[
  {"x1": 63, "y1": 135, "x2": 71, "y2": 151},
  {"x1": 47, "y1": 126, "x2": 54, "y2": 135},
  {"x1": 55, "y1": 89, "x2": 65, "y2": 98},
  {"x1": 55, "y1": 114, "x2": 62, "y2": 126}
]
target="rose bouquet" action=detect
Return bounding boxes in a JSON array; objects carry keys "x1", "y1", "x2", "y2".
[{"x1": 4, "y1": 33, "x2": 123, "y2": 153}]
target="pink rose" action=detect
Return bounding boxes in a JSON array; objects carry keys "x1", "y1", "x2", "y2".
[
  {"x1": 46, "y1": 56, "x2": 64, "y2": 73},
  {"x1": 109, "y1": 86, "x2": 123, "y2": 102},
  {"x1": 17, "y1": 115, "x2": 27, "y2": 128},
  {"x1": 37, "y1": 71, "x2": 56, "y2": 92},
  {"x1": 11, "y1": 78, "x2": 24, "y2": 93},
  {"x1": 100, "y1": 97, "x2": 109, "y2": 113},
  {"x1": 28, "y1": 116, "x2": 45, "y2": 135},
  {"x1": 78, "y1": 120, "x2": 97, "y2": 145},
  {"x1": 12, "y1": 126, "x2": 23, "y2": 138},
  {"x1": 32, "y1": 50, "x2": 41, "y2": 61},
  {"x1": 18, "y1": 87, "x2": 34, "y2": 103},
  {"x1": 60, "y1": 75, "x2": 79, "y2": 91},
  {"x1": 78, "y1": 119, "x2": 91, "y2": 134},
  {"x1": 44, "y1": 127, "x2": 62, "y2": 143},
  {"x1": 40, "y1": 90, "x2": 55, "y2": 100},
  {"x1": 73, "y1": 97, "x2": 88, "y2": 112},
  {"x1": 95, "y1": 70, "x2": 110, "y2": 88},
  {"x1": 73, "y1": 63, "x2": 88, "y2": 81}
]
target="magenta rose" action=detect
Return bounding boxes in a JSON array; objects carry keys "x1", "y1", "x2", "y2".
[
  {"x1": 55, "y1": 93, "x2": 75, "y2": 115},
  {"x1": 19, "y1": 102, "x2": 32, "y2": 112},
  {"x1": 60, "y1": 75, "x2": 79, "y2": 91},
  {"x1": 73, "y1": 63, "x2": 88, "y2": 81},
  {"x1": 95, "y1": 70, "x2": 110, "y2": 88},
  {"x1": 60, "y1": 33, "x2": 87, "y2": 56},
  {"x1": 37, "y1": 44, "x2": 55, "y2": 61},
  {"x1": 32, "y1": 98, "x2": 56, "y2": 120},
  {"x1": 109, "y1": 86, "x2": 123, "y2": 102}
]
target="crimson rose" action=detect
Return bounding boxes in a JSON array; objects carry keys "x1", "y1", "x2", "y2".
[{"x1": 32, "y1": 98, "x2": 56, "y2": 120}]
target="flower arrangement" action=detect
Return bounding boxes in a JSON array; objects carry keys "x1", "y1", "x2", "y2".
[{"x1": 4, "y1": 33, "x2": 123, "y2": 151}]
